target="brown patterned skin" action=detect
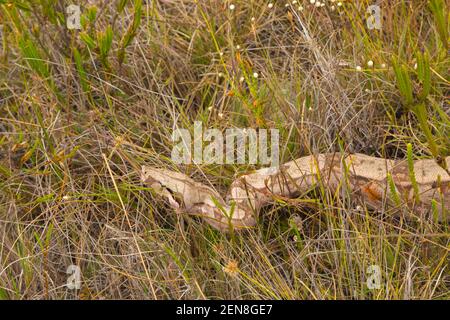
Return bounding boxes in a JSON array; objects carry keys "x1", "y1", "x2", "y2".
[{"x1": 141, "y1": 153, "x2": 450, "y2": 231}]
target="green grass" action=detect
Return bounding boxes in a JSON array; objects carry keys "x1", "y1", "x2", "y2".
[{"x1": 0, "y1": 0, "x2": 448, "y2": 299}]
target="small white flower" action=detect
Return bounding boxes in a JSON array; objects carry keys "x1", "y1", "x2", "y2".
[
  {"x1": 331, "y1": 5, "x2": 335, "y2": 10},
  {"x1": 320, "y1": 2, "x2": 325, "y2": 7},
  {"x1": 219, "y1": 52, "x2": 224, "y2": 57},
  {"x1": 251, "y1": 17, "x2": 256, "y2": 22},
  {"x1": 253, "y1": 72, "x2": 259, "y2": 78},
  {"x1": 218, "y1": 72, "x2": 224, "y2": 77},
  {"x1": 236, "y1": 45, "x2": 241, "y2": 50},
  {"x1": 268, "y1": 3, "x2": 274, "y2": 9},
  {"x1": 367, "y1": 60, "x2": 374, "y2": 67},
  {"x1": 414, "y1": 63, "x2": 418, "y2": 70},
  {"x1": 62, "y1": 195, "x2": 70, "y2": 200},
  {"x1": 365, "y1": 88, "x2": 370, "y2": 93},
  {"x1": 285, "y1": 3, "x2": 289, "y2": 7},
  {"x1": 239, "y1": 76, "x2": 245, "y2": 83},
  {"x1": 315, "y1": 2, "x2": 321, "y2": 7},
  {"x1": 298, "y1": 5, "x2": 304, "y2": 11},
  {"x1": 218, "y1": 113, "x2": 224, "y2": 118},
  {"x1": 381, "y1": 63, "x2": 386, "y2": 68},
  {"x1": 356, "y1": 65, "x2": 362, "y2": 71},
  {"x1": 208, "y1": 106, "x2": 213, "y2": 111},
  {"x1": 229, "y1": 4, "x2": 235, "y2": 10},
  {"x1": 310, "y1": 0, "x2": 315, "y2": 4},
  {"x1": 337, "y1": 2, "x2": 342, "y2": 6},
  {"x1": 292, "y1": 0, "x2": 297, "y2": 4}
]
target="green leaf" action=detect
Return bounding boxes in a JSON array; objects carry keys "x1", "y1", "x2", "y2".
[
  {"x1": 80, "y1": 32, "x2": 95, "y2": 50},
  {"x1": 117, "y1": 0, "x2": 129, "y2": 14},
  {"x1": 414, "y1": 102, "x2": 439, "y2": 158},
  {"x1": 429, "y1": 0, "x2": 448, "y2": 50},
  {"x1": 416, "y1": 51, "x2": 431, "y2": 100},
  {"x1": 73, "y1": 48, "x2": 89, "y2": 92},
  {"x1": 387, "y1": 173, "x2": 402, "y2": 206},
  {"x1": 392, "y1": 57, "x2": 414, "y2": 106},
  {"x1": 406, "y1": 143, "x2": 420, "y2": 203},
  {"x1": 18, "y1": 36, "x2": 50, "y2": 78},
  {"x1": 98, "y1": 25, "x2": 113, "y2": 67},
  {"x1": 118, "y1": 0, "x2": 142, "y2": 64}
]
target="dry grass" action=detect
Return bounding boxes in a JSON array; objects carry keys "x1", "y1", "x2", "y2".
[{"x1": 0, "y1": 0, "x2": 448, "y2": 299}]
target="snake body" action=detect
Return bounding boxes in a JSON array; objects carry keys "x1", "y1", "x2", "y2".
[{"x1": 141, "y1": 153, "x2": 450, "y2": 231}]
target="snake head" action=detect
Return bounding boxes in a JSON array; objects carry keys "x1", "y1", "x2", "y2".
[{"x1": 141, "y1": 165, "x2": 256, "y2": 231}]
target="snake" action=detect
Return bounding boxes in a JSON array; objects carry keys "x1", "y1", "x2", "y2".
[{"x1": 141, "y1": 153, "x2": 450, "y2": 231}]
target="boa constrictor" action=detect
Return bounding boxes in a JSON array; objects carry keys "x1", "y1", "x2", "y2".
[{"x1": 141, "y1": 153, "x2": 449, "y2": 231}]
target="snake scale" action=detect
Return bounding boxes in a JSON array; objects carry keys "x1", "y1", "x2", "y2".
[{"x1": 141, "y1": 153, "x2": 450, "y2": 231}]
